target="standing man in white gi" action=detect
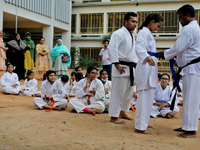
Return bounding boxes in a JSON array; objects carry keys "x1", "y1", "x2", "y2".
[
  {"x1": 108, "y1": 12, "x2": 138, "y2": 124},
  {"x1": 161, "y1": 4, "x2": 200, "y2": 138}
]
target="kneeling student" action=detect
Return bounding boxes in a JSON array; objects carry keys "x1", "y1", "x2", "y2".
[
  {"x1": 151, "y1": 73, "x2": 179, "y2": 118},
  {"x1": 33, "y1": 70, "x2": 67, "y2": 111},
  {"x1": 69, "y1": 66, "x2": 105, "y2": 115},
  {"x1": 0, "y1": 63, "x2": 20, "y2": 95}
]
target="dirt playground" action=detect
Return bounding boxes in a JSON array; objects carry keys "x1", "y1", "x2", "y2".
[{"x1": 0, "y1": 70, "x2": 200, "y2": 150}]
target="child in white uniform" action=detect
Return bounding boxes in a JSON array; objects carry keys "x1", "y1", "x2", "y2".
[
  {"x1": 1, "y1": 63, "x2": 20, "y2": 95},
  {"x1": 135, "y1": 13, "x2": 163, "y2": 134},
  {"x1": 19, "y1": 70, "x2": 39, "y2": 97},
  {"x1": 151, "y1": 73, "x2": 179, "y2": 118},
  {"x1": 33, "y1": 70, "x2": 67, "y2": 111},
  {"x1": 69, "y1": 66, "x2": 105, "y2": 116},
  {"x1": 58, "y1": 75, "x2": 69, "y2": 87}
]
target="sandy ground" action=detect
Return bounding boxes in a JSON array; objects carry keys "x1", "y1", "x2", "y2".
[{"x1": 0, "y1": 70, "x2": 200, "y2": 150}]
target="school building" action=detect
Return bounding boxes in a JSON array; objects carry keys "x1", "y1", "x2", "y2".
[
  {"x1": 0, "y1": 0, "x2": 72, "y2": 67},
  {"x1": 71, "y1": 0, "x2": 200, "y2": 73}
]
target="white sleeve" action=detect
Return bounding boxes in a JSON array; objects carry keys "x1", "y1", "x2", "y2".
[
  {"x1": 41, "y1": 83, "x2": 47, "y2": 99},
  {"x1": 99, "y1": 49, "x2": 103, "y2": 56},
  {"x1": 27, "y1": 80, "x2": 38, "y2": 91},
  {"x1": 75, "y1": 81, "x2": 87, "y2": 99},
  {"x1": 94, "y1": 81, "x2": 105, "y2": 100},
  {"x1": 164, "y1": 32, "x2": 191, "y2": 60},
  {"x1": 108, "y1": 32, "x2": 122, "y2": 63},
  {"x1": 64, "y1": 83, "x2": 72, "y2": 96},
  {"x1": 0, "y1": 74, "x2": 11, "y2": 87},
  {"x1": 135, "y1": 31, "x2": 150, "y2": 65},
  {"x1": 14, "y1": 74, "x2": 20, "y2": 85}
]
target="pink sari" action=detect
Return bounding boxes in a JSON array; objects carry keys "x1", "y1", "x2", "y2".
[{"x1": 0, "y1": 37, "x2": 6, "y2": 71}]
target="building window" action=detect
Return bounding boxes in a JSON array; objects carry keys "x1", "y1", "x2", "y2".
[
  {"x1": 79, "y1": 47, "x2": 102, "y2": 67},
  {"x1": 71, "y1": 14, "x2": 76, "y2": 34},
  {"x1": 195, "y1": 10, "x2": 200, "y2": 25},
  {"x1": 80, "y1": 13, "x2": 104, "y2": 34},
  {"x1": 107, "y1": 12, "x2": 126, "y2": 33},
  {"x1": 157, "y1": 48, "x2": 178, "y2": 73},
  {"x1": 137, "y1": 11, "x2": 179, "y2": 33}
]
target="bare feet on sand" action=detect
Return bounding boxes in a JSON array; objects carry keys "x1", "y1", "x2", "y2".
[
  {"x1": 148, "y1": 125, "x2": 154, "y2": 129},
  {"x1": 71, "y1": 109, "x2": 76, "y2": 113},
  {"x1": 54, "y1": 106, "x2": 61, "y2": 111},
  {"x1": 110, "y1": 117, "x2": 125, "y2": 124},
  {"x1": 119, "y1": 111, "x2": 133, "y2": 120},
  {"x1": 173, "y1": 127, "x2": 185, "y2": 132},
  {"x1": 177, "y1": 131, "x2": 197, "y2": 138},
  {"x1": 166, "y1": 114, "x2": 172, "y2": 119},
  {"x1": 10, "y1": 92, "x2": 18, "y2": 95},
  {"x1": 88, "y1": 109, "x2": 96, "y2": 116},
  {"x1": 135, "y1": 129, "x2": 152, "y2": 134}
]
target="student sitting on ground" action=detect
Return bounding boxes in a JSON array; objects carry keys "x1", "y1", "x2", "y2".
[
  {"x1": 0, "y1": 63, "x2": 20, "y2": 95},
  {"x1": 64, "y1": 73, "x2": 84, "y2": 100},
  {"x1": 98, "y1": 69, "x2": 111, "y2": 112},
  {"x1": 19, "y1": 70, "x2": 40, "y2": 97},
  {"x1": 69, "y1": 66, "x2": 105, "y2": 116},
  {"x1": 58, "y1": 75, "x2": 69, "y2": 87},
  {"x1": 150, "y1": 73, "x2": 179, "y2": 119},
  {"x1": 33, "y1": 70, "x2": 67, "y2": 111}
]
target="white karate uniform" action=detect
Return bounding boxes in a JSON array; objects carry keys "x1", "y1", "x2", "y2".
[
  {"x1": 99, "y1": 47, "x2": 111, "y2": 65},
  {"x1": 135, "y1": 27, "x2": 158, "y2": 131},
  {"x1": 69, "y1": 78, "x2": 105, "y2": 113},
  {"x1": 0, "y1": 72, "x2": 20, "y2": 94},
  {"x1": 102, "y1": 80, "x2": 112, "y2": 112},
  {"x1": 108, "y1": 26, "x2": 138, "y2": 117},
  {"x1": 19, "y1": 78, "x2": 38, "y2": 96},
  {"x1": 151, "y1": 84, "x2": 179, "y2": 118},
  {"x1": 130, "y1": 85, "x2": 137, "y2": 106},
  {"x1": 33, "y1": 80, "x2": 67, "y2": 109},
  {"x1": 164, "y1": 20, "x2": 200, "y2": 131},
  {"x1": 63, "y1": 81, "x2": 77, "y2": 97}
]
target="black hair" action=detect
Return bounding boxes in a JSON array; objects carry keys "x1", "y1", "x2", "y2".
[
  {"x1": 26, "y1": 33, "x2": 31, "y2": 37},
  {"x1": 139, "y1": 13, "x2": 163, "y2": 29},
  {"x1": 46, "y1": 70, "x2": 56, "y2": 79},
  {"x1": 71, "y1": 71, "x2": 77, "y2": 76},
  {"x1": 61, "y1": 75, "x2": 69, "y2": 83},
  {"x1": 40, "y1": 37, "x2": 45, "y2": 40},
  {"x1": 26, "y1": 70, "x2": 34, "y2": 76},
  {"x1": 124, "y1": 12, "x2": 137, "y2": 24},
  {"x1": 43, "y1": 72, "x2": 47, "y2": 81},
  {"x1": 75, "y1": 73, "x2": 84, "y2": 81},
  {"x1": 161, "y1": 73, "x2": 170, "y2": 80},
  {"x1": 6, "y1": 62, "x2": 14, "y2": 68},
  {"x1": 75, "y1": 66, "x2": 82, "y2": 72},
  {"x1": 103, "y1": 40, "x2": 109, "y2": 44},
  {"x1": 158, "y1": 73, "x2": 162, "y2": 80},
  {"x1": 177, "y1": 4, "x2": 195, "y2": 18},
  {"x1": 87, "y1": 66, "x2": 98, "y2": 74},
  {"x1": 100, "y1": 69, "x2": 108, "y2": 76}
]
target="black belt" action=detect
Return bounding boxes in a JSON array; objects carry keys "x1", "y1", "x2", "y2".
[{"x1": 116, "y1": 61, "x2": 137, "y2": 86}]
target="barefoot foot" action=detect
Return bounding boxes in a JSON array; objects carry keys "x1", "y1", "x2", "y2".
[
  {"x1": 119, "y1": 111, "x2": 133, "y2": 120},
  {"x1": 110, "y1": 117, "x2": 126, "y2": 124},
  {"x1": 173, "y1": 127, "x2": 185, "y2": 132},
  {"x1": 135, "y1": 129, "x2": 152, "y2": 134},
  {"x1": 54, "y1": 106, "x2": 61, "y2": 111},
  {"x1": 10, "y1": 92, "x2": 18, "y2": 95},
  {"x1": 166, "y1": 113, "x2": 172, "y2": 119},
  {"x1": 71, "y1": 109, "x2": 76, "y2": 113},
  {"x1": 177, "y1": 131, "x2": 197, "y2": 138},
  {"x1": 88, "y1": 109, "x2": 96, "y2": 116}
]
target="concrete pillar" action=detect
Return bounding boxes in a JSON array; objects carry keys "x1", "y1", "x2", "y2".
[
  {"x1": 62, "y1": 31, "x2": 71, "y2": 51},
  {"x1": 0, "y1": 1, "x2": 4, "y2": 30},
  {"x1": 75, "y1": 13, "x2": 80, "y2": 37},
  {"x1": 103, "y1": 12, "x2": 107, "y2": 35},
  {"x1": 43, "y1": 25, "x2": 54, "y2": 69}
]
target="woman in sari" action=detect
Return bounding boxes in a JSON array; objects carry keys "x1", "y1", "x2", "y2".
[
  {"x1": 35, "y1": 37, "x2": 49, "y2": 79},
  {"x1": 7, "y1": 33, "x2": 28, "y2": 80},
  {"x1": 50, "y1": 39, "x2": 71, "y2": 79},
  {"x1": 23, "y1": 32, "x2": 35, "y2": 73},
  {"x1": 0, "y1": 30, "x2": 8, "y2": 71}
]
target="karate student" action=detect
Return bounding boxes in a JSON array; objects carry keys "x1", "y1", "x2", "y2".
[
  {"x1": 33, "y1": 70, "x2": 67, "y2": 111},
  {"x1": 99, "y1": 40, "x2": 112, "y2": 78},
  {"x1": 151, "y1": 73, "x2": 179, "y2": 118},
  {"x1": 135, "y1": 13, "x2": 163, "y2": 134},
  {"x1": 160, "y1": 4, "x2": 200, "y2": 138},
  {"x1": 19, "y1": 70, "x2": 39, "y2": 97},
  {"x1": 64, "y1": 73, "x2": 84, "y2": 99},
  {"x1": 58, "y1": 75, "x2": 69, "y2": 86},
  {"x1": 69, "y1": 66, "x2": 105, "y2": 116},
  {"x1": 98, "y1": 69, "x2": 112, "y2": 112},
  {"x1": 108, "y1": 12, "x2": 138, "y2": 124},
  {"x1": 1, "y1": 63, "x2": 20, "y2": 95}
]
